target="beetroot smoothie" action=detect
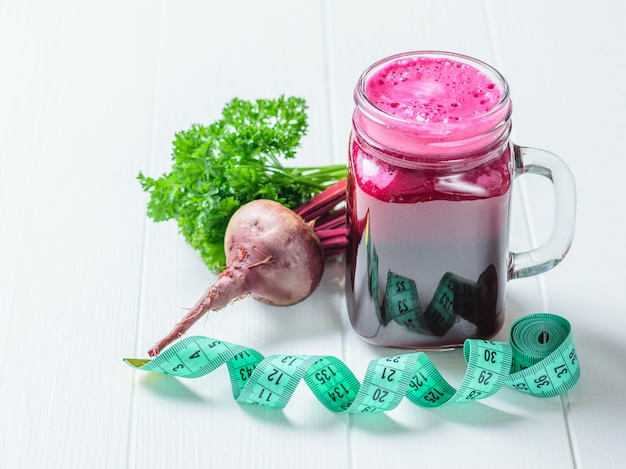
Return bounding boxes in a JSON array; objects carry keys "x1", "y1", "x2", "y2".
[{"x1": 346, "y1": 52, "x2": 514, "y2": 348}]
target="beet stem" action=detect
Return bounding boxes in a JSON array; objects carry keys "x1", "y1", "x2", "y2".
[
  {"x1": 295, "y1": 179, "x2": 346, "y2": 221},
  {"x1": 316, "y1": 227, "x2": 349, "y2": 258},
  {"x1": 314, "y1": 208, "x2": 346, "y2": 230},
  {"x1": 294, "y1": 179, "x2": 348, "y2": 258}
]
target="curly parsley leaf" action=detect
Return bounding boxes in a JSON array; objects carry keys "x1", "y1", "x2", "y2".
[{"x1": 138, "y1": 96, "x2": 346, "y2": 272}]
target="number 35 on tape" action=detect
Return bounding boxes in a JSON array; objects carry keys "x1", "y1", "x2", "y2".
[{"x1": 124, "y1": 314, "x2": 580, "y2": 412}]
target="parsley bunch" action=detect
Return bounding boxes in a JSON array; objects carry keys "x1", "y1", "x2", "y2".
[{"x1": 138, "y1": 96, "x2": 346, "y2": 272}]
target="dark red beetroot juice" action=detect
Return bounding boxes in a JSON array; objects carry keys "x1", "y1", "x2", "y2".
[{"x1": 346, "y1": 51, "x2": 514, "y2": 348}]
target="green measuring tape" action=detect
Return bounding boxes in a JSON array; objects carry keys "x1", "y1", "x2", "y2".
[{"x1": 124, "y1": 313, "x2": 579, "y2": 412}]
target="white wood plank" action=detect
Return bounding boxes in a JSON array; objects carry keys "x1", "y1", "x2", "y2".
[
  {"x1": 487, "y1": 1, "x2": 626, "y2": 467},
  {"x1": 0, "y1": 1, "x2": 161, "y2": 467}
]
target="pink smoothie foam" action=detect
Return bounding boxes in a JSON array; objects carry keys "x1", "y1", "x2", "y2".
[{"x1": 364, "y1": 56, "x2": 501, "y2": 123}]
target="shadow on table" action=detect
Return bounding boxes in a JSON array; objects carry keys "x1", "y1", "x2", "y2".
[{"x1": 138, "y1": 372, "x2": 212, "y2": 403}]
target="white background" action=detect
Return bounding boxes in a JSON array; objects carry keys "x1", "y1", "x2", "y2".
[{"x1": 1, "y1": 1, "x2": 624, "y2": 468}]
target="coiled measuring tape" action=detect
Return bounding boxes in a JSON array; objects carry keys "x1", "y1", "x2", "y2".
[{"x1": 124, "y1": 313, "x2": 579, "y2": 412}]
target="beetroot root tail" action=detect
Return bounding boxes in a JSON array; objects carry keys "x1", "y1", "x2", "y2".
[
  {"x1": 147, "y1": 308, "x2": 203, "y2": 357},
  {"x1": 147, "y1": 268, "x2": 250, "y2": 356}
]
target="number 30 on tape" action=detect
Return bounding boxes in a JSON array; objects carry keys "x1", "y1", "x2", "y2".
[{"x1": 124, "y1": 313, "x2": 579, "y2": 412}]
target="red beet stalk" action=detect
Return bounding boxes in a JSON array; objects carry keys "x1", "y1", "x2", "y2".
[{"x1": 295, "y1": 179, "x2": 348, "y2": 258}]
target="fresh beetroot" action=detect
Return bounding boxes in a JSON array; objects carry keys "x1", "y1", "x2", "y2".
[{"x1": 147, "y1": 199, "x2": 326, "y2": 356}]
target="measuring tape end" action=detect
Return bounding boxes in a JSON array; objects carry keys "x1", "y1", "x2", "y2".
[{"x1": 124, "y1": 358, "x2": 151, "y2": 368}]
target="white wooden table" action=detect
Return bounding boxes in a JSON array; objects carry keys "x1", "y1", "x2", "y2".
[{"x1": 1, "y1": 1, "x2": 625, "y2": 467}]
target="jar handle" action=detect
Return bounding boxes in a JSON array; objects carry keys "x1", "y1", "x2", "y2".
[{"x1": 508, "y1": 144, "x2": 576, "y2": 280}]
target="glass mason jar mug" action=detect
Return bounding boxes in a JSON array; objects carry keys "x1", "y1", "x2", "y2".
[{"x1": 345, "y1": 51, "x2": 576, "y2": 348}]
